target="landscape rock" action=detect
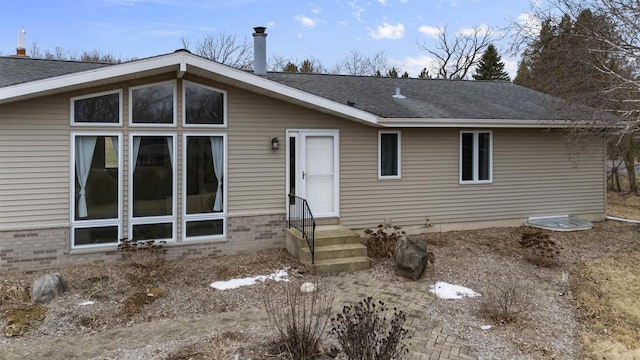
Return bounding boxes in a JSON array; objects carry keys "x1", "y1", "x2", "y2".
[
  {"x1": 31, "y1": 273, "x2": 67, "y2": 304},
  {"x1": 394, "y1": 235, "x2": 429, "y2": 280}
]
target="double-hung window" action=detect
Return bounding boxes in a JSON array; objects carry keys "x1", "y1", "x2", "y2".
[
  {"x1": 379, "y1": 131, "x2": 401, "y2": 179},
  {"x1": 460, "y1": 131, "x2": 492, "y2": 184}
]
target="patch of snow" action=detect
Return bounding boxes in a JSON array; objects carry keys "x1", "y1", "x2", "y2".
[
  {"x1": 429, "y1": 282, "x2": 480, "y2": 299},
  {"x1": 78, "y1": 301, "x2": 95, "y2": 306},
  {"x1": 210, "y1": 268, "x2": 289, "y2": 290},
  {"x1": 300, "y1": 282, "x2": 316, "y2": 293},
  {"x1": 481, "y1": 325, "x2": 492, "y2": 330}
]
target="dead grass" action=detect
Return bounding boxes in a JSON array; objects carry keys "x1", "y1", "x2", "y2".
[
  {"x1": 607, "y1": 192, "x2": 640, "y2": 220},
  {"x1": 573, "y1": 251, "x2": 640, "y2": 359},
  {"x1": 578, "y1": 192, "x2": 640, "y2": 359}
]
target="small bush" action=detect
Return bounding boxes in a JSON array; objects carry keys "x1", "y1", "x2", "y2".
[
  {"x1": 118, "y1": 238, "x2": 167, "y2": 269},
  {"x1": 519, "y1": 231, "x2": 560, "y2": 267},
  {"x1": 479, "y1": 277, "x2": 534, "y2": 324},
  {"x1": 330, "y1": 297, "x2": 409, "y2": 360},
  {"x1": 363, "y1": 224, "x2": 406, "y2": 258},
  {"x1": 264, "y1": 282, "x2": 334, "y2": 359}
]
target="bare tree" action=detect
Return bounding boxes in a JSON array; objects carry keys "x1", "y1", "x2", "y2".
[
  {"x1": 512, "y1": 0, "x2": 640, "y2": 192},
  {"x1": 181, "y1": 32, "x2": 252, "y2": 70},
  {"x1": 268, "y1": 53, "x2": 292, "y2": 71},
  {"x1": 419, "y1": 26, "x2": 499, "y2": 79},
  {"x1": 340, "y1": 50, "x2": 389, "y2": 76}
]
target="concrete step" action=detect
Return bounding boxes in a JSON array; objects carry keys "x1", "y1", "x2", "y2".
[
  {"x1": 287, "y1": 226, "x2": 362, "y2": 248},
  {"x1": 303, "y1": 256, "x2": 373, "y2": 275},
  {"x1": 286, "y1": 225, "x2": 372, "y2": 275},
  {"x1": 299, "y1": 243, "x2": 368, "y2": 262}
]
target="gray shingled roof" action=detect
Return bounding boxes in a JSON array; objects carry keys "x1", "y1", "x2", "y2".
[
  {"x1": 1, "y1": 55, "x2": 610, "y2": 122},
  {"x1": 0, "y1": 56, "x2": 111, "y2": 87},
  {"x1": 266, "y1": 72, "x2": 594, "y2": 120}
]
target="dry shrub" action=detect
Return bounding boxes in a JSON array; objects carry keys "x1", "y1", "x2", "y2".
[
  {"x1": 263, "y1": 281, "x2": 333, "y2": 359},
  {"x1": 164, "y1": 332, "x2": 246, "y2": 360},
  {"x1": 330, "y1": 297, "x2": 409, "y2": 360},
  {"x1": 362, "y1": 225, "x2": 405, "y2": 258},
  {"x1": 479, "y1": 277, "x2": 534, "y2": 324},
  {"x1": 519, "y1": 230, "x2": 560, "y2": 267},
  {"x1": 118, "y1": 238, "x2": 167, "y2": 269}
]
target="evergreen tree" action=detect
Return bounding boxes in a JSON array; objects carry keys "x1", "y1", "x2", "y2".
[
  {"x1": 386, "y1": 67, "x2": 398, "y2": 77},
  {"x1": 283, "y1": 62, "x2": 298, "y2": 72},
  {"x1": 299, "y1": 59, "x2": 314, "y2": 73},
  {"x1": 472, "y1": 44, "x2": 510, "y2": 81},
  {"x1": 401, "y1": 71, "x2": 409, "y2": 78},
  {"x1": 418, "y1": 68, "x2": 430, "y2": 79}
]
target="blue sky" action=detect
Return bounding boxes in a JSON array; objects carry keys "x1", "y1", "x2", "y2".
[{"x1": 0, "y1": 0, "x2": 539, "y2": 78}]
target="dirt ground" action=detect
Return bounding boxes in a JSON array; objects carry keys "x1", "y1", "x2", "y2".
[{"x1": 0, "y1": 193, "x2": 639, "y2": 359}]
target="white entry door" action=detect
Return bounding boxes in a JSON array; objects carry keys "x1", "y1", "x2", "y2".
[{"x1": 297, "y1": 131, "x2": 339, "y2": 217}]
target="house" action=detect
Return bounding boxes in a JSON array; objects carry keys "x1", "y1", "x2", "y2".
[{"x1": 0, "y1": 28, "x2": 606, "y2": 271}]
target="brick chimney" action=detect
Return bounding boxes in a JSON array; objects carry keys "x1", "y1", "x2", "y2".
[
  {"x1": 16, "y1": 30, "x2": 26, "y2": 56},
  {"x1": 253, "y1": 26, "x2": 267, "y2": 75}
]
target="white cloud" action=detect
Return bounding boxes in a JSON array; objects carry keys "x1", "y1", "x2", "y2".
[
  {"x1": 296, "y1": 32, "x2": 303, "y2": 38},
  {"x1": 418, "y1": 25, "x2": 442, "y2": 38},
  {"x1": 458, "y1": 23, "x2": 490, "y2": 36},
  {"x1": 348, "y1": 1, "x2": 366, "y2": 23},
  {"x1": 267, "y1": 21, "x2": 276, "y2": 28},
  {"x1": 392, "y1": 54, "x2": 438, "y2": 77},
  {"x1": 295, "y1": 15, "x2": 317, "y2": 28},
  {"x1": 378, "y1": 0, "x2": 387, "y2": 4},
  {"x1": 311, "y1": 6, "x2": 321, "y2": 14},
  {"x1": 518, "y1": 13, "x2": 542, "y2": 37},
  {"x1": 369, "y1": 22, "x2": 405, "y2": 40},
  {"x1": 503, "y1": 57, "x2": 518, "y2": 80}
]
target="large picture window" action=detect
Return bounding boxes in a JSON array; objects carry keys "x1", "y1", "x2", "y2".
[
  {"x1": 183, "y1": 81, "x2": 226, "y2": 126},
  {"x1": 130, "y1": 81, "x2": 176, "y2": 125},
  {"x1": 378, "y1": 131, "x2": 401, "y2": 179},
  {"x1": 71, "y1": 134, "x2": 121, "y2": 248},
  {"x1": 183, "y1": 134, "x2": 226, "y2": 240},
  {"x1": 129, "y1": 134, "x2": 176, "y2": 241},
  {"x1": 460, "y1": 131, "x2": 492, "y2": 184},
  {"x1": 71, "y1": 90, "x2": 121, "y2": 125}
]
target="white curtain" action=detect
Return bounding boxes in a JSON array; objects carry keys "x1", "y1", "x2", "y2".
[
  {"x1": 132, "y1": 137, "x2": 141, "y2": 173},
  {"x1": 75, "y1": 136, "x2": 97, "y2": 218},
  {"x1": 166, "y1": 137, "x2": 173, "y2": 169},
  {"x1": 210, "y1": 136, "x2": 224, "y2": 211},
  {"x1": 111, "y1": 136, "x2": 118, "y2": 159}
]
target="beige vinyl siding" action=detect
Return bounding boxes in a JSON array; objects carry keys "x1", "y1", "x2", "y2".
[
  {"x1": 0, "y1": 95, "x2": 71, "y2": 227},
  {"x1": 0, "y1": 71, "x2": 605, "y2": 232}
]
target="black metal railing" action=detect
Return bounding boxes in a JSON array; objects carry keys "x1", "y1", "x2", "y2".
[{"x1": 288, "y1": 194, "x2": 316, "y2": 264}]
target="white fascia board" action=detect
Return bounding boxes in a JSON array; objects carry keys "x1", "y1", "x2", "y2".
[
  {"x1": 0, "y1": 51, "x2": 380, "y2": 126},
  {"x1": 0, "y1": 53, "x2": 187, "y2": 104},
  {"x1": 376, "y1": 117, "x2": 610, "y2": 128}
]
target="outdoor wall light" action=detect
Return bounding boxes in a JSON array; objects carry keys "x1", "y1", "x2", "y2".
[{"x1": 271, "y1": 137, "x2": 280, "y2": 150}]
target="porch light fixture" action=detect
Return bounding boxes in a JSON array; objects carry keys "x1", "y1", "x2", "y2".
[{"x1": 271, "y1": 137, "x2": 280, "y2": 150}]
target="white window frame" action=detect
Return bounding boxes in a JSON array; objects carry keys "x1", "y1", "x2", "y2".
[
  {"x1": 378, "y1": 130, "x2": 401, "y2": 180},
  {"x1": 459, "y1": 130, "x2": 493, "y2": 184},
  {"x1": 128, "y1": 132, "x2": 177, "y2": 242},
  {"x1": 182, "y1": 133, "x2": 228, "y2": 241},
  {"x1": 69, "y1": 132, "x2": 122, "y2": 249},
  {"x1": 70, "y1": 89, "x2": 122, "y2": 126},
  {"x1": 129, "y1": 80, "x2": 177, "y2": 127},
  {"x1": 182, "y1": 80, "x2": 228, "y2": 128}
]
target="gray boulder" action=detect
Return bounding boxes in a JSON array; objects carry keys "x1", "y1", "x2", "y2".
[
  {"x1": 394, "y1": 235, "x2": 429, "y2": 280},
  {"x1": 31, "y1": 273, "x2": 67, "y2": 304}
]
